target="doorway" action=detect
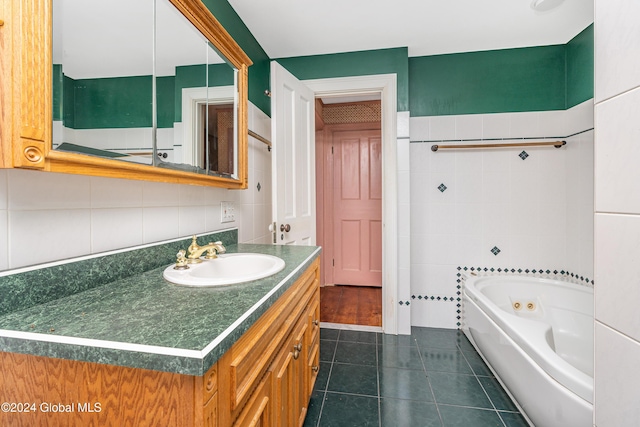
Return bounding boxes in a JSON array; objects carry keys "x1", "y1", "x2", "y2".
[
  {"x1": 315, "y1": 97, "x2": 383, "y2": 327},
  {"x1": 291, "y1": 72, "x2": 399, "y2": 335}
]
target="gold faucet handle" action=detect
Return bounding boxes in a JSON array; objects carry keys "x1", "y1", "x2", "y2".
[
  {"x1": 203, "y1": 242, "x2": 226, "y2": 259},
  {"x1": 204, "y1": 247, "x2": 218, "y2": 260},
  {"x1": 214, "y1": 241, "x2": 226, "y2": 254},
  {"x1": 173, "y1": 250, "x2": 189, "y2": 270}
]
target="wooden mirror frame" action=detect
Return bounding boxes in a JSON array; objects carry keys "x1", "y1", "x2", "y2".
[{"x1": 0, "y1": 0, "x2": 252, "y2": 189}]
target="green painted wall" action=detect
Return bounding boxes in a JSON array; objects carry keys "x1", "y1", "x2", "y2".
[
  {"x1": 275, "y1": 48, "x2": 410, "y2": 112},
  {"x1": 408, "y1": 24, "x2": 593, "y2": 117},
  {"x1": 201, "y1": 0, "x2": 271, "y2": 116},
  {"x1": 409, "y1": 45, "x2": 567, "y2": 116},
  {"x1": 52, "y1": 64, "x2": 63, "y2": 121},
  {"x1": 56, "y1": 63, "x2": 235, "y2": 129},
  {"x1": 156, "y1": 76, "x2": 175, "y2": 129},
  {"x1": 567, "y1": 24, "x2": 594, "y2": 108},
  {"x1": 69, "y1": 76, "x2": 153, "y2": 129},
  {"x1": 62, "y1": 74, "x2": 75, "y2": 128}
]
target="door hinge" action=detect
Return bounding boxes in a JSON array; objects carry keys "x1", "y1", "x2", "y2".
[{"x1": 270, "y1": 221, "x2": 277, "y2": 244}]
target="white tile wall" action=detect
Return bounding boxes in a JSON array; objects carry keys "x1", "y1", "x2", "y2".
[
  {"x1": 409, "y1": 100, "x2": 594, "y2": 329},
  {"x1": 594, "y1": 323, "x2": 640, "y2": 426},
  {"x1": 595, "y1": 214, "x2": 640, "y2": 340},
  {"x1": 91, "y1": 208, "x2": 144, "y2": 253},
  {"x1": 594, "y1": 0, "x2": 640, "y2": 103},
  {"x1": 595, "y1": 2, "x2": 640, "y2": 422},
  {"x1": 594, "y1": 87, "x2": 640, "y2": 214},
  {"x1": 0, "y1": 102, "x2": 272, "y2": 270}
]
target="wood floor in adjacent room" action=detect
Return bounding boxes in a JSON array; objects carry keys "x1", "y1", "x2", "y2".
[{"x1": 320, "y1": 285, "x2": 382, "y2": 327}]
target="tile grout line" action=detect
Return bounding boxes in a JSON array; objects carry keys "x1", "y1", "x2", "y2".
[
  {"x1": 458, "y1": 343, "x2": 508, "y2": 427},
  {"x1": 314, "y1": 329, "x2": 342, "y2": 427},
  {"x1": 414, "y1": 335, "x2": 446, "y2": 427},
  {"x1": 376, "y1": 332, "x2": 382, "y2": 427}
]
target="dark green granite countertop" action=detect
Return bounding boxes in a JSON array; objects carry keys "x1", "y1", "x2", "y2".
[{"x1": 0, "y1": 244, "x2": 321, "y2": 376}]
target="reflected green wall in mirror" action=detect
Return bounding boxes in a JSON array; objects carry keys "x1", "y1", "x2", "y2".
[
  {"x1": 52, "y1": 63, "x2": 235, "y2": 129},
  {"x1": 57, "y1": 75, "x2": 153, "y2": 129}
]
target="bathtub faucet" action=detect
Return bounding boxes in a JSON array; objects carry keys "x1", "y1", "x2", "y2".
[{"x1": 187, "y1": 235, "x2": 226, "y2": 263}]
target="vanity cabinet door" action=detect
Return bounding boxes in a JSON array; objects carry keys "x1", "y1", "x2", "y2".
[
  {"x1": 306, "y1": 291, "x2": 321, "y2": 395},
  {"x1": 232, "y1": 373, "x2": 272, "y2": 427},
  {"x1": 203, "y1": 392, "x2": 218, "y2": 427},
  {"x1": 269, "y1": 312, "x2": 308, "y2": 427}
]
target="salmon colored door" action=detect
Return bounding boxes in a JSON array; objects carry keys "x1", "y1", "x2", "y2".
[{"x1": 330, "y1": 128, "x2": 382, "y2": 287}]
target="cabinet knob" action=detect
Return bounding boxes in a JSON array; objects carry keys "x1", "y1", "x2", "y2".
[
  {"x1": 294, "y1": 342, "x2": 302, "y2": 352},
  {"x1": 312, "y1": 319, "x2": 319, "y2": 327},
  {"x1": 312, "y1": 365, "x2": 319, "y2": 373},
  {"x1": 293, "y1": 349, "x2": 300, "y2": 360}
]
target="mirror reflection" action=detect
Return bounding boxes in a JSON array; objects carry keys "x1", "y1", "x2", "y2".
[{"x1": 52, "y1": 0, "x2": 238, "y2": 177}]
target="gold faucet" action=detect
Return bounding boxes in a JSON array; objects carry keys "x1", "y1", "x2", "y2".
[{"x1": 187, "y1": 235, "x2": 226, "y2": 263}]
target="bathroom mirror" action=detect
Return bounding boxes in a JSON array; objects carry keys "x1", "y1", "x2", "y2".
[{"x1": 45, "y1": 0, "x2": 250, "y2": 187}]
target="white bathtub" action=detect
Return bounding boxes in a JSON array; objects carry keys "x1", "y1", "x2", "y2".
[{"x1": 461, "y1": 274, "x2": 593, "y2": 427}]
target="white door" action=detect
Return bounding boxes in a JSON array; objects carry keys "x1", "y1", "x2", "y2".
[{"x1": 271, "y1": 61, "x2": 316, "y2": 245}]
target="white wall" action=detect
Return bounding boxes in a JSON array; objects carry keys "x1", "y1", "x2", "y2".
[
  {"x1": 593, "y1": 1, "x2": 640, "y2": 425},
  {"x1": 0, "y1": 103, "x2": 272, "y2": 271},
  {"x1": 409, "y1": 100, "x2": 594, "y2": 329}
]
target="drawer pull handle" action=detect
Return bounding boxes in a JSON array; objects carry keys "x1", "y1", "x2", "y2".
[
  {"x1": 312, "y1": 365, "x2": 319, "y2": 373},
  {"x1": 293, "y1": 349, "x2": 300, "y2": 360},
  {"x1": 294, "y1": 343, "x2": 302, "y2": 352},
  {"x1": 312, "y1": 319, "x2": 319, "y2": 327}
]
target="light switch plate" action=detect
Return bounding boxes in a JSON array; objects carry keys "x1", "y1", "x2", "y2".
[{"x1": 220, "y1": 201, "x2": 235, "y2": 223}]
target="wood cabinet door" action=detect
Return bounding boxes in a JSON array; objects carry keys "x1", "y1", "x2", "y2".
[
  {"x1": 306, "y1": 291, "x2": 321, "y2": 395},
  {"x1": 203, "y1": 392, "x2": 218, "y2": 427},
  {"x1": 233, "y1": 373, "x2": 271, "y2": 427},
  {"x1": 269, "y1": 316, "x2": 308, "y2": 427}
]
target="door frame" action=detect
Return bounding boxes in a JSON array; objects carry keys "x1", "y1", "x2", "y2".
[{"x1": 303, "y1": 74, "x2": 398, "y2": 335}]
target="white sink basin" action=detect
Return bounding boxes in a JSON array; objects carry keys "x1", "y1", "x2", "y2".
[{"x1": 163, "y1": 253, "x2": 285, "y2": 287}]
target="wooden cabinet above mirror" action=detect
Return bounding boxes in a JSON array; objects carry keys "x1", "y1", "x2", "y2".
[{"x1": 0, "y1": 0, "x2": 252, "y2": 188}]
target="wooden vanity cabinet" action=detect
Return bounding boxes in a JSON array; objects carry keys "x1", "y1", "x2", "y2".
[
  {"x1": 0, "y1": 258, "x2": 320, "y2": 427},
  {"x1": 218, "y1": 257, "x2": 320, "y2": 427}
]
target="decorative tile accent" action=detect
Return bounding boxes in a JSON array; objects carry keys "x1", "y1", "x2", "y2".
[
  {"x1": 257, "y1": 182, "x2": 261, "y2": 192},
  {"x1": 410, "y1": 294, "x2": 457, "y2": 302},
  {"x1": 457, "y1": 265, "x2": 594, "y2": 286},
  {"x1": 519, "y1": 150, "x2": 529, "y2": 160},
  {"x1": 491, "y1": 246, "x2": 501, "y2": 256},
  {"x1": 438, "y1": 183, "x2": 447, "y2": 193}
]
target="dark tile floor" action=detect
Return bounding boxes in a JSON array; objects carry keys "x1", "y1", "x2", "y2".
[{"x1": 304, "y1": 327, "x2": 529, "y2": 427}]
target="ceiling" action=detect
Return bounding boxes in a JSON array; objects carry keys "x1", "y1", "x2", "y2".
[{"x1": 226, "y1": 0, "x2": 593, "y2": 59}]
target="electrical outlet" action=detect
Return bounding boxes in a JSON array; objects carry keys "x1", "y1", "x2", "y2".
[{"x1": 220, "y1": 201, "x2": 235, "y2": 223}]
